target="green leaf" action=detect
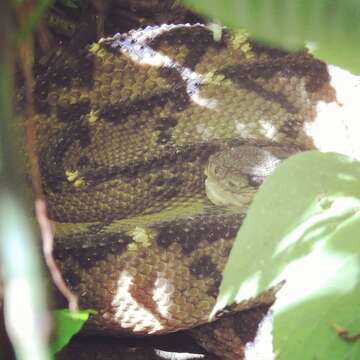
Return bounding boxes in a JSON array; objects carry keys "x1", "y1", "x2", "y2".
[
  {"x1": 51, "y1": 309, "x2": 95, "y2": 354},
  {"x1": 214, "y1": 151, "x2": 360, "y2": 359},
  {"x1": 181, "y1": 0, "x2": 360, "y2": 74}
]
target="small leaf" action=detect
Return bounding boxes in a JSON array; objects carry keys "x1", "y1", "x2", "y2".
[
  {"x1": 51, "y1": 309, "x2": 95, "y2": 354},
  {"x1": 214, "y1": 151, "x2": 360, "y2": 359}
]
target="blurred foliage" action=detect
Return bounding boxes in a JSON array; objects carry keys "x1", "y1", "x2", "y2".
[
  {"x1": 1, "y1": 2, "x2": 50, "y2": 359},
  {"x1": 182, "y1": 0, "x2": 360, "y2": 74}
]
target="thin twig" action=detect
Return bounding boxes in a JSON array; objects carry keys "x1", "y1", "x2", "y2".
[
  {"x1": 330, "y1": 322, "x2": 360, "y2": 343},
  {"x1": 35, "y1": 199, "x2": 78, "y2": 311}
]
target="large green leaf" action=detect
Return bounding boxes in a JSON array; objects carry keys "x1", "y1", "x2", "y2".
[
  {"x1": 181, "y1": 0, "x2": 360, "y2": 74},
  {"x1": 213, "y1": 151, "x2": 360, "y2": 359}
]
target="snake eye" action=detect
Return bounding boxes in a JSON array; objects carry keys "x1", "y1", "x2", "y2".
[{"x1": 248, "y1": 175, "x2": 265, "y2": 187}]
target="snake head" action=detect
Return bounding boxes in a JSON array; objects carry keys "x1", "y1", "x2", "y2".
[{"x1": 205, "y1": 144, "x2": 299, "y2": 209}]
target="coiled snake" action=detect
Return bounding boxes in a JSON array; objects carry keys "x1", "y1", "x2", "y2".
[{"x1": 22, "y1": 24, "x2": 335, "y2": 359}]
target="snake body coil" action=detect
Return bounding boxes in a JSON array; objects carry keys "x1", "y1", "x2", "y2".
[{"x1": 23, "y1": 24, "x2": 335, "y2": 359}]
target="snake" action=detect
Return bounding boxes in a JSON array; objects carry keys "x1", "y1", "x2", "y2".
[{"x1": 20, "y1": 23, "x2": 336, "y2": 359}]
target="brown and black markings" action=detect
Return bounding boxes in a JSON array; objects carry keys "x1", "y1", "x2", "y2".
[
  {"x1": 190, "y1": 304, "x2": 272, "y2": 360},
  {"x1": 41, "y1": 137, "x2": 221, "y2": 190},
  {"x1": 190, "y1": 255, "x2": 223, "y2": 298},
  {"x1": 148, "y1": 25, "x2": 225, "y2": 70},
  {"x1": 231, "y1": 305, "x2": 271, "y2": 344},
  {"x1": 154, "y1": 116, "x2": 178, "y2": 145},
  {"x1": 218, "y1": 51, "x2": 329, "y2": 93},
  {"x1": 41, "y1": 133, "x2": 232, "y2": 223},
  {"x1": 217, "y1": 52, "x2": 330, "y2": 117},
  {"x1": 56, "y1": 99, "x2": 92, "y2": 123},
  {"x1": 39, "y1": 120, "x2": 93, "y2": 193},
  {"x1": 32, "y1": 50, "x2": 95, "y2": 115},
  {"x1": 54, "y1": 231, "x2": 133, "y2": 271},
  {"x1": 154, "y1": 212, "x2": 243, "y2": 254},
  {"x1": 97, "y1": 88, "x2": 188, "y2": 124}
]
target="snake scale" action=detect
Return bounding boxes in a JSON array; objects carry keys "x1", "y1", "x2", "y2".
[{"x1": 21, "y1": 23, "x2": 336, "y2": 359}]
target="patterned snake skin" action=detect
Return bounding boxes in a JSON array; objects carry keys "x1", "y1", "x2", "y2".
[{"x1": 22, "y1": 24, "x2": 336, "y2": 358}]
